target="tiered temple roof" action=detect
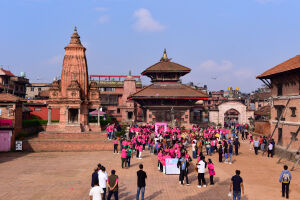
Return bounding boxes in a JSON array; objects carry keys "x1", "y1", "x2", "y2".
[{"x1": 129, "y1": 49, "x2": 208, "y2": 100}]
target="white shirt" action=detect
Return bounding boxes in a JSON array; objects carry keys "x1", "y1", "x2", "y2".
[
  {"x1": 192, "y1": 143, "x2": 196, "y2": 151},
  {"x1": 98, "y1": 171, "x2": 108, "y2": 188},
  {"x1": 89, "y1": 186, "x2": 104, "y2": 200},
  {"x1": 268, "y1": 143, "x2": 273, "y2": 150},
  {"x1": 197, "y1": 160, "x2": 206, "y2": 173}
]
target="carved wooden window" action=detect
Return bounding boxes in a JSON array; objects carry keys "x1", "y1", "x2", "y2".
[
  {"x1": 290, "y1": 107, "x2": 296, "y2": 117},
  {"x1": 277, "y1": 83, "x2": 282, "y2": 96},
  {"x1": 278, "y1": 128, "x2": 283, "y2": 145}
]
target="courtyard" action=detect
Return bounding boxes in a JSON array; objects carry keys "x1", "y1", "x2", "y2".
[{"x1": 0, "y1": 141, "x2": 299, "y2": 200}]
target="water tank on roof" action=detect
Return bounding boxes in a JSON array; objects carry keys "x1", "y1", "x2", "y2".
[{"x1": 20, "y1": 72, "x2": 26, "y2": 77}]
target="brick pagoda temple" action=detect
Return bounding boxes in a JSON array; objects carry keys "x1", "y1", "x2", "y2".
[{"x1": 129, "y1": 49, "x2": 208, "y2": 126}]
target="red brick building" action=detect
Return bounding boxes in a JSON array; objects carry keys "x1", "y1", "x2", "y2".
[
  {"x1": 0, "y1": 93, "x2": 24, "y2": 151},
  {"x1": 257, "y1": 54, "x2": 300, "y2": 152}
]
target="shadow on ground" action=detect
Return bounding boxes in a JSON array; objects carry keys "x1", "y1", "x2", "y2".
[{"x1": 0, "y1": 152, "x2": 30, "y2": 164}]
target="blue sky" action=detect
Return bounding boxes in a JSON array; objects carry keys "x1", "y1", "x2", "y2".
[{"x1": 1, "y1": 0, "x2": 300, "y2": 92}]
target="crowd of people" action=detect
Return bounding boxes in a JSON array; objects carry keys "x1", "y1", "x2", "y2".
[{"x1": 88, "y1": 123, "x2": 292, "y2": 200}]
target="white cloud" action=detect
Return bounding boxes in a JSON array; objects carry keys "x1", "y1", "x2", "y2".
[
  {"x1": 233, "y1": 68, "x2": 254, "y2": 79},
  {"x1": 199, "y1": 60, "x2": 233, "y2": 72},
  {"x1": 94, "y1": 7, "x2": 108, "y2": 12},
  {"x1": 133, "y1": 8, "x2": 165, "y2": 32},
  {"x1": 46, "y1": 55, "x2": 62, "y2": 65},
  {"x1": 185, "y1": 59, "x2": 259, "y2": 92},
  {"x1": 98, "y1": 15, "x2": 110, "y2": 24}
]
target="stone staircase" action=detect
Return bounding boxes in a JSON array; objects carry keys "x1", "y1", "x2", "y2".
[{"x1": 22, "y1": 132, "x2": 114, "y2": 152}]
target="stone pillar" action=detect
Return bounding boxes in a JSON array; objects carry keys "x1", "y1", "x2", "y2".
[
  {"x1": 78, "y1": 108, "x2": 81, "y2": 123},
  {"x1": 97, "y1": 108, "x2": 100, "y2": 125},
  {"x1": 66, "y1": 107, "x2": 69, "y2": 124},
  {"x1": 47, "y1": 107, "x2": 52, "y2": 125}
]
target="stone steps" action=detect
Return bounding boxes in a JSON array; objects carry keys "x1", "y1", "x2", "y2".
[
  {"x1": 22, "y1": 132, "x2": 113, "y2": 152},
  {"x1": 38, "y1": 132, "x2": 107, "y2": 139}
]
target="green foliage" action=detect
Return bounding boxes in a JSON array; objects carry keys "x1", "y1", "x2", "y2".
[
  {"x1": 179, "y1": 126, "x2": 186, "y2": 132},
  {"x1": 115, "y1": 125, "x2": 127, "y2": 138},
  {"x1": 22, "y1": 119, "x2": 59, "y2": 128},
  {"x1": 217, "y1": 123, "x2": 222, "y2": 128},
  {"x1": 100, "y1": 115, "x2": 112, "y2": 126}
]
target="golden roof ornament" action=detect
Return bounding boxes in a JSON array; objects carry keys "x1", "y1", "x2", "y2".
[{"x1": 160, "y1": 48, "x2": 170, "y2": 62}]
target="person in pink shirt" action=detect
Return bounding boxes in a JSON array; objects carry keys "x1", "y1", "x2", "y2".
[
  {"x1": 121, "y1": 148, "x2": 127, "y2": 168},
  {"x1": 138, "y1": 145, "x2": 143, "y2": 159},
  {"x1": 158, "y1": 150, "x2": 163, "y2": 171},
  {"x1": 207, "y1": 159, "x2": 215, "y2": 185},
  {"x1": 114, "y1": 139, "x2": 119, "y2": 154}
]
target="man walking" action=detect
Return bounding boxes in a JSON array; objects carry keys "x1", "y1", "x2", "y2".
[
  {"x1": 253, "y1": 138, "x2": 259, "y2": 155},
  {"x1": 178, "y1": 154, "x2": 189, "y2": 185},
  {"x1": 107, "y1": 170, "x2": 119, "y2": 200},
  {"x1": 136, "y1": 164, "x2": 147, "y2": 200},
  {"x1": 197, "y1": 156, "x2": 207, "y2": 188},
  {"x1": 230, "y1": 170, "x2": 244, "y2": 200},
  {"x1": 89, "y1": 180, "x2": 104, "y2": 200},
  {"x1": 98, "y1": 166, "x2": 108, "y2": 200},
  {"x1": 279, "y1": 165, "x2": 292, "y2": 199}
]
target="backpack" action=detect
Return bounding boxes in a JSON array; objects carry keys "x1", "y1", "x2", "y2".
[{"x1": 282, "y1": 173, "x2": 290, "y2": 183}]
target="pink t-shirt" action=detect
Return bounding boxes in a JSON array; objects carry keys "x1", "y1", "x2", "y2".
[{"x1": 121, "y1": 149, "x2": 127, "y2": 158}]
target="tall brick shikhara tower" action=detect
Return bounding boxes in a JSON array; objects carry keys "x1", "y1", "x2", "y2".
[
  {"x1": 61, "y1": 27, "x2": 88, "y2": 98},
  {"x1": 46, "y1": 27, "x2": 101, "y2": 133}
]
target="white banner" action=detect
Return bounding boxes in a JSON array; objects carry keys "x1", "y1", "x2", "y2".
[{"x1": 165, "y1": 158, "x2": 180, "y2": 175}]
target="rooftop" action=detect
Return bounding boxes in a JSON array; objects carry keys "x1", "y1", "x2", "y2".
[
  {"x1": 257, "y1": 54, "x2": 300, "y2": 79},
  {"x1": 128, "y1": 82, "x2": 208, "y2": 99},
  {"x1": 141, "y1": 49, "x2": 191, "y2": 75}
]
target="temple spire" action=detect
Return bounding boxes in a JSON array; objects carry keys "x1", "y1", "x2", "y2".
[
  {"x1": 160, "y1": 48, "x2": 170, "y2": 62},
  {"x1": 66, "y1": 26, "x2": 83, "y2": 47}
]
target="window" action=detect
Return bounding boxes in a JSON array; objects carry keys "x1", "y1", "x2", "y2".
[
  {"x1": 128, "y1": 112, "x2": 133, "y2": 120},
  {"x1": 117, "y1": 108, "x2": 120, "y2": 113},
  {"x1": 277, "y1": 83, "x2": 282, "y2": 96},
  {"x1": 278, "y1": 128, "x2": 283, "y2": 145},
  {"x1": 38, "y1": 88, "x2": 42, "y2": 92},
  {"x1": 290, "y1": 107, "x2": 296, "y2": 117},
  {"x1": 31, "y1": 87, "x2": 34, "y2": 91},
  {"x1": 105, "y1": 88, "x2": 115, "y2": 92},
  {"x1": 275, "y1": 105, "x2": 285, "y2": 121}
]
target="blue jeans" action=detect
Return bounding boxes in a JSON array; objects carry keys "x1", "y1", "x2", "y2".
[
  {"x1": 136, "y1": 187, "x2": 145, "y2": 200},
  {"x1": 229, "y1": 153, "x2": 233, "y2": 163},
  {"x1": 192, "y1": 151, "x2": 196, "y2": 159},
  {"x1": 233, "y1": 191, "x2": 241, "y2": 200},
  {"x1": 206, "y1": 147, "x2": 211, "y2": 155}
]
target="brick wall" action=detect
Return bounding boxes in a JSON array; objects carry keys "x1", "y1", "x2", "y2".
[{"x1": 254, "y1": 121, "x2": 270, "y2": 135}]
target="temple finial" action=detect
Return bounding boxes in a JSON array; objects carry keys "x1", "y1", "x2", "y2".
[
  {"x1": 129, "y1": 70, "x2": 132, "y2": 76},
  {"x1": 74, "y1": 26, "x2": 77, "y2": 32},
  {"x1": 160, "y1": 48, "x2": 169, "y2": 62}
]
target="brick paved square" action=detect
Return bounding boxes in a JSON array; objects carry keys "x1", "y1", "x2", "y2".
[{"x1": 0, "y1": 141, "x2": 299, "y2": 200}]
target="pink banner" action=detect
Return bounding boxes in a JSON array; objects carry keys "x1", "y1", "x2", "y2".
[{"x1": 0, "y1": 120, "x2": 13, "y2": 126}]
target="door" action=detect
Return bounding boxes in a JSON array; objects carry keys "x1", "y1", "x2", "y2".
[{"x1": 0, "y1": 130, "x2": 11, "y2": 151}]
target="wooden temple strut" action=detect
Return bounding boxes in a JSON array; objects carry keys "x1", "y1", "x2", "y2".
[
  {"x1": 277, "y1": 126, "x2": 300, "y2": 163},
  {"x1": 291, "y1": 145, "x2": 300, "y2": 171},
  {"x1": 263, "y1": 98, "x2": 290, "y2": 155}
]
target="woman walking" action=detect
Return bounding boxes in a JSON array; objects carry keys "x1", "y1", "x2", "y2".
[{"x1": 207, "y1": 159, "x2": 215, "y2": 185}]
